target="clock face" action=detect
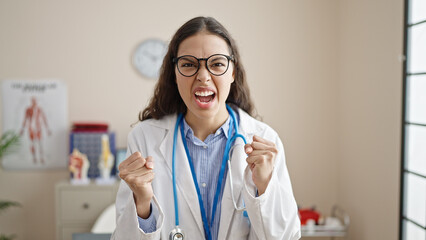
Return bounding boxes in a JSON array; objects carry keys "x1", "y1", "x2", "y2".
[{"x1": 133, "y1": 39, "x2": 168, "y2": 79}]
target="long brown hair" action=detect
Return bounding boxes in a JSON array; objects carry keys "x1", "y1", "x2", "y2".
[{"x1": 140, "y1": 16, "x2": 255, "y2": 121}]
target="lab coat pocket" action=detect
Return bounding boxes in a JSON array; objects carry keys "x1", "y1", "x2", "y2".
[{"x1": 230, "y1": 210, "x2": 250, "y2": 239}]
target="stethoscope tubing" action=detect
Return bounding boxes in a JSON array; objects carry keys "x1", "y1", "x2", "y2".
[
  {"x1": 171, "y1": 105, "x2": 246, "y2": 240},
  {"x1": 172, "y1": 114, "x2": 184, "y2": 226},
  {"x1": 179, "y1": 119, "x2": 213, "y2": 240}
]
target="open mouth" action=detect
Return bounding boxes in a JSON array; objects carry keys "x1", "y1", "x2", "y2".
[{"x1": 195, "y1": 90, "x2": 215, "y2": 103}]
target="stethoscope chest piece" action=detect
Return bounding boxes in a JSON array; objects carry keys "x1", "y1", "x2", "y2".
[{"x1": 169, "y1": 226, "x2": 185, "y2": 240}]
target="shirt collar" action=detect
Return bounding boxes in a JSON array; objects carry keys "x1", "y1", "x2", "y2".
[{"x1": 182, "y1": 115, "x2": 233, "y2": 141}]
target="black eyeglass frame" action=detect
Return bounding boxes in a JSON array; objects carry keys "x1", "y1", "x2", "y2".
[{"x1": 172, "y1": 54, "x2": 234, "y2": 77}]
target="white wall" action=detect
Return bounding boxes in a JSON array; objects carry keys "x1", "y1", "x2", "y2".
[{"x1": 0, "y1": 0, "x2": 402, "y2": 239}]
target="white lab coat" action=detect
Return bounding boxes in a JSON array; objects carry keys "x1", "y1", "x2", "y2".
[{"x1": 111, "y1": 108, "x2": 301, "y2": 240}]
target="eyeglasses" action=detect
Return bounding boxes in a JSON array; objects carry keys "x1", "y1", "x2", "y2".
[{"x1": 173, "y1": 54, "x2": 234, "y2": 77}]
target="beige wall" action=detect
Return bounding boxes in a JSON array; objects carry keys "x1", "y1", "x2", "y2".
[
  {"x1": 0, "y1": 0, "x2": 402, "y2": 239},
  {"x1": 337, "y1": 0, "x2": 403, "y2": 239}
]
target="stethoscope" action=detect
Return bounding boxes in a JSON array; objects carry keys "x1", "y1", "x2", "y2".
[{"x1": 170, "y1": 105, "x2": 247, "y2": 240}]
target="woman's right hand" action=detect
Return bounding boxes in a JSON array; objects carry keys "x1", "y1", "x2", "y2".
[{"x1": 118, "y1": 152, "x2": 154, "y2": 218}]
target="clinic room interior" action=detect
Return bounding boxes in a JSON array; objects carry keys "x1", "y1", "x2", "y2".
[{"x1": 0, "y1": 0, "x2": 414, "y2": 239}]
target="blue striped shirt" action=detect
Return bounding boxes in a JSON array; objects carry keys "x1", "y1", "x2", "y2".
[{"x1": 138, "y1": 115, "x2": 233, "y2": 240}]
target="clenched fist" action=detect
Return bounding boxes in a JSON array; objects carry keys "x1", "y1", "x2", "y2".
[
  {"x1": 118, "y1": 152, "x2": 154, "y2": 218},
  {"x1": 244, "y1": 135, "x2": 277, "y2": 196}
]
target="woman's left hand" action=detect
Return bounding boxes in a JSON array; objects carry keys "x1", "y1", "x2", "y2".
[{"x1": 244, "y1": 135, "x2": 277, "y2": 195}]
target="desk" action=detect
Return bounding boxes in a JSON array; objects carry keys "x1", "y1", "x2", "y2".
[{"x1": 72, "y1": 233, "x2": 111, "y2": 240}]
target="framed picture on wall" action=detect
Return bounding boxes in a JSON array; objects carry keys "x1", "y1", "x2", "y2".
[{"x1": 1, "y1": 79, "x2": 68, "y2": 170}]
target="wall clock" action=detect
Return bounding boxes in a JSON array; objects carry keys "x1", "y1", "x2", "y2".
[{"x1": 132, "y1": 39, "x2": 167, "y2": 79}]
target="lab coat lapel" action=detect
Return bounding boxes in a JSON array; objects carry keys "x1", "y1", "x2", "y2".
[
  {"x1": 218, "y1": 118, "x2": 252, "y2": 239},
  {"x1": 158, "y1": 116, "x2": 206, "y2": 238}
]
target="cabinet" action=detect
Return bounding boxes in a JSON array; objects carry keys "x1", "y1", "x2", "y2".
[
  {"x1": 301, "y1": 205, "x2": 350, "y2": 239},
  {"x1": 55, "y1": 181, "x2": 119, "y2": 240}
]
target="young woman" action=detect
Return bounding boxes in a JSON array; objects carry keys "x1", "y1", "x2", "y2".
[{"x1": 112, "y1": 16, "x2": 300, "y2": 240}]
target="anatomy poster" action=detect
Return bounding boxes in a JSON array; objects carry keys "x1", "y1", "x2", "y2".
[{"x1": 1, "y1": 80, "x2": 68, "y2": 170}]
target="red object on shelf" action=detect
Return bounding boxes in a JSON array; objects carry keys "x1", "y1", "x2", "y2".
[
  {"x1": 299, "y1": 208, "x2": 321, "y2": 225},
  {"x1": 71, "y1": 122, "x2": 109, "y2": 132}
]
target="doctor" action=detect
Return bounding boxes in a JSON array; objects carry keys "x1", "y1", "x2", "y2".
[{"x1": 112, "y1": 16, "x2": 300, "y2": 240}]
